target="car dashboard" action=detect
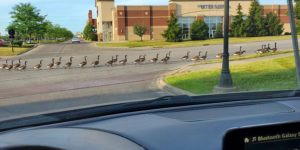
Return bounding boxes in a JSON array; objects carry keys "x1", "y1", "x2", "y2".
[{"x1": 0, "y1": 96, "x2": 300, "y2": 150}]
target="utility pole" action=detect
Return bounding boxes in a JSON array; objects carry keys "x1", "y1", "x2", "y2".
[
  {"x1": 214, "y1": 0, "x2": 236, "y2": 93},
  {"x1": 287, "y1": 0, "x2": 300, "y2": 88}
]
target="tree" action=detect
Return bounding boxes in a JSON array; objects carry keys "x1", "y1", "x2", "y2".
[
  {"x1": 190, "y1": 19, "x2": 209, "y2": 40},
  {"x1": 8, "y1": 3, "x2": 46, "y2": 42},
  {"x1": 214, "y1": 24, "x2": 223, "y2": 38},
  {"x1": 244, "y1": 0, "x2": 266, "y2": 37},
  {"x1": 295, "y1": 0, "x2": 300, "y2": 19},
  {"x1": 83, "y1": 22, "x2": 97, "y2": 41},
  {"x1": 230, "y1": 3, "x2": 246, "y2": 37},
  {"x1": 133, "y1": 24, "x2": 147, "y2": 41},
  {"x1": 162, "y1": 14, "x2": 183, "y2": 42},
  {"x1": 265, "y1": 12, "x2": 284, "y2": 36}
]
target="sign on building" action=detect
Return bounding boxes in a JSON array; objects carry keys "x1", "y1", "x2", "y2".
[{"x1": 198, "y1": 5, "x2": 224, "y2": 9}]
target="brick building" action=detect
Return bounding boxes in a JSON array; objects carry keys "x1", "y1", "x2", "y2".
[
  {"x1": 88, "y1": 10, "x2": 97, "y2": 28},
  {"x1": 94, "y1": 0, "x2": 290, "y2": 42}
]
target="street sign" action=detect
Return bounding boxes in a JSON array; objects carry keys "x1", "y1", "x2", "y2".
[
  {"x1": 8, "y1": 29, "x2": 15, "y2": 53},
  {"x1": 8, "y1": 29, "x2": 15, "y2": 39}
]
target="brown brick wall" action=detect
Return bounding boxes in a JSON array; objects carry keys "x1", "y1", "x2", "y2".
[
  {"x1": 152, "y1": 27, "x2": 167, "y2": 40},
  {"x1": 263, "y1": 5, "x2": 289, "y2": 23},
  {"x1": 116, "y1": 5, "x2": 169, "y2": 40}
]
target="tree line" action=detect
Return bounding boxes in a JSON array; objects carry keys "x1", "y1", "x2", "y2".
[{"x1": 6, "y1": 3, "x2": 73, "y2": 43}]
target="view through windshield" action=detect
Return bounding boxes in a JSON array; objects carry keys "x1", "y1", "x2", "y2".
[{"x1": 0, "y1": 0, "x2": 298, "y2": 120}]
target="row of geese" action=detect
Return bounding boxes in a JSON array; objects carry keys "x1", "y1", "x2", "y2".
[
  {"x1": 0, "y1": 51, "x2": 208, "y2": 71},
  {"x1": 215, "y1": 42, "x2": 278, "y2": 58},
  {"x1": 0, "y1": 42, "x2": 278, "y2": 71}
]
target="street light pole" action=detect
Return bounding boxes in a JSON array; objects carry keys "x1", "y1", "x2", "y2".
[
  {"x1": 287, "y1": 0, "x2": 300, "y2": 88},
  {"x1": 214, "y1": 0, "x2": 235, "y2": 92}
]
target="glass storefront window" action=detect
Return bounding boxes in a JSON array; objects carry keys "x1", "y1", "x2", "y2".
[
  {"x1": 178, "y1": 17, "x2": 196, "y2": 40},
  {"x1": 204, "y1": 16, "x2": 223, "y2": 38}
]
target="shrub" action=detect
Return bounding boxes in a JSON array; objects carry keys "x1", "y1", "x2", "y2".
[
  {"x1": 190, "y1": 20, "x2": 209, "y2": 40},
  {"x1": 162, "y1": 14, "x2": 183, "y2": 42},
  {"x1": 133, "y1": 24, "x2": 147, "y2": 41}
]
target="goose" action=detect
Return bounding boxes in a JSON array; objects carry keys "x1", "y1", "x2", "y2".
[
  {"x1": 263, "y1": 44, "x2": 270, "y2": 53},
  {"x1": 181, "y1": 51, "x2": 190, "y2": 61},
  {"x1": 160, "y1": 54, "x2": 169, "y2": 64},
  {"x1": 166, "y1": 51, "x2": 171, "y2": 61},
  {"x1": 54, "y1": 57, "x2": 62, "y2": 68},
  {"x1": 150, "y1": 53, "x2": 159, "y2": 63},
  {"x1": 191, "y1": 51, "x2": 201, "y2": 61},
  {"x1": 13, "y1": 58, "x2": 21, "y2": 69},
  {"x1": 233, "y1": 46, "x2": 246, "y2": 56},
  {"x1": 267, "y1": 43, "x2": 271, "y2": 51},
  {"x1": 0, "y1": 59, "x2": 8, "y2": 69},
  {"x1": 34, "y1": 60, "x2": 43, "y2": 70},
  {"x1": 200, "y1": 51, "x2": 208, "y2": 61},
  {"x1": 18, "y1": 61, "x2": 27, "y2": 71},
  {"x1": 134, "y1": 55, "x2": 142, "y2": 64},
  {"x1": 140, "y1": 55, "x2": 146, "y2": 63},
  {"x1": 47, "y1": 58, "x2": 55, "y2": 69},
  {"x1": 5, "y1": 60, "x2": 13, "y2": 71},
  {"x1": 106, "y1": 56, "x2": 114, "y2": 66},
  {"x1": 79, "y1": 56, "x2": 87, "y2": 68},
  {"x1": 216, "y1": 53, "x2": 223, "y2": 59},
  {"x1": 119, "y1": 55, "x2": 128, "y2": 65},
  {"x1": 91, "y1": 55, "x2": 100, "y2": 67},
  {"x1": 64, "y1": 57, "x2": 73, "y2": 69},
  {"x1": 271, "y1": 42, "x2": 277, "y2": 53},
  {"x1": 113, "y1": 55, "x2": 119, "y2": 64},
  {"x1": 256, "y1": 45, "x2": 265, "y2": 54}
]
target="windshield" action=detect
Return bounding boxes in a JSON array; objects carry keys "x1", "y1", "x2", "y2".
[{"x1": 0, "y1": 0, "x2": 298, "y2": 120}]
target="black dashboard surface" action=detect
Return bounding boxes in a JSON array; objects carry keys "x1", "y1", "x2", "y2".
[{"x1": 0, "y1": 98, "x2": 300, "y2": 150}]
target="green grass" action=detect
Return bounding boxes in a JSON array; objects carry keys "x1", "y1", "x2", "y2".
[
  {"x1": 97, "y1": 35, "x2": 291, "y2": 48},
  {"x1": 165, "y1": 56, "x2": 297, "y2": 95},
  {"x1": 0, "y1": 47, "x2": 29, "y2": 56}
]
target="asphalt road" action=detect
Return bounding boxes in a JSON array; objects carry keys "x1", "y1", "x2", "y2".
[{"x1": 0, "y1": 39, "x2": 294, "y2": 119}]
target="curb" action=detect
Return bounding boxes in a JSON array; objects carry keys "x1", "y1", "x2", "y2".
[
  {"x1": 156, "y1": 65, "x2": 197, "y2": 96},
  {"x1": 19, "y1": 44, "x2": 39, "y2": 56},
  {"x1": 156, "y1": 76, "x2": 197, "y2": 96}
]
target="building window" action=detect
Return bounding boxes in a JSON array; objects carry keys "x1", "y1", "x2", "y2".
[
  {"x1": 204, "y1": 16, "x2": 223, "y2": 38},
  {"x1": 178, "y1": 17, "x2": 196, "y2": 40}
]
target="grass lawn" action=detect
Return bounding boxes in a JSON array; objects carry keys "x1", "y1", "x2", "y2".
[
  {"x1": 165, "y1": 56, "x2": 297, "y2": 95},
  {"x1": 97, "y1": 35, "x2": 291, "y2": 48},
  {"x1": 0, "y1": 47, "x2": 29, "y2": 56}
]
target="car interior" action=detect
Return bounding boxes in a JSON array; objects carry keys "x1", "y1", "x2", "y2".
[{"x1": 0, "y1": 91, "x2": 300, "y2": 150}]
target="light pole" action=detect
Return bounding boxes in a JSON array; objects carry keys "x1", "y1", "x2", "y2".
[
  {"x1": 214, "y1": 0, "x2": 236, "y2": 93},
  {"x1": 287, "y1": 0, "x2": 300, "y2": 88}
]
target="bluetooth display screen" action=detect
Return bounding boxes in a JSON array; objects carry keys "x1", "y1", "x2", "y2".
[{"x1": 223, "y1": 122, "x2": 300, "y2": 150}]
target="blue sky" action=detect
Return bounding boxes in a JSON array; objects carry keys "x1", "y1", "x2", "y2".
[{"x1": 0, "y1": 0, "x2": 287, "y2": 35}]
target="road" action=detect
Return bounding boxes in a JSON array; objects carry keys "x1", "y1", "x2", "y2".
[{"x1": 0, "y1": 39, "x2": 294, "y2": 119}]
